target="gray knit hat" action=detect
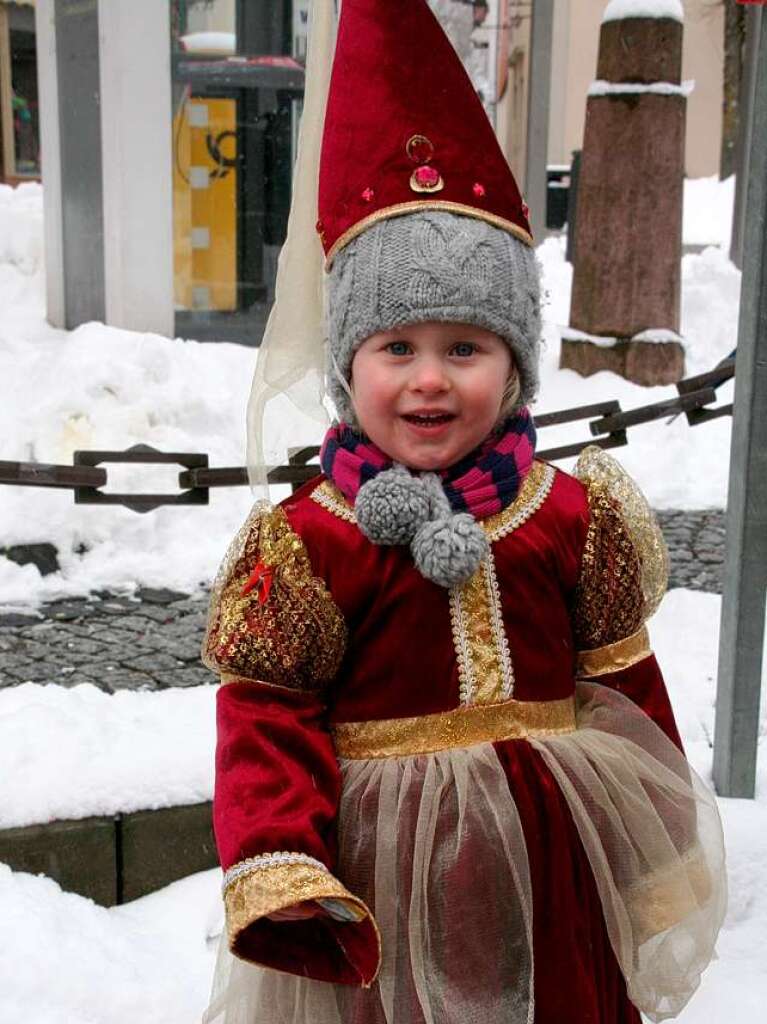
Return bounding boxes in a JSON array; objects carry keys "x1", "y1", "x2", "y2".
[
  {"x1": 326, "y1": 210, "x2": 541, "y2": 588},
  {"x1": 327, "y1": 210, "x2": 541, "y2": 425}
]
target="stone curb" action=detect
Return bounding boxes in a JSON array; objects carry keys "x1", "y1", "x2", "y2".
[{"x1": 0, "y1": 802, "x2": 217, "y2": 906}]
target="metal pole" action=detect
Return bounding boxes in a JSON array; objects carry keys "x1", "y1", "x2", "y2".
[
  {"x1": 524, "y1": 0, "x2": 553, "y2": 240},
  {"x1": 730, "y1": 7, "x2": 762, "y2": 269},
  {"x1": 713, "y1": 10, "x2": 767, "y2": 799}
]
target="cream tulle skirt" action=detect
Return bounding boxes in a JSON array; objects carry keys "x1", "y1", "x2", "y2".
[{"x1": 204, "y1": 684, "x2": 726, "y2": 1024}]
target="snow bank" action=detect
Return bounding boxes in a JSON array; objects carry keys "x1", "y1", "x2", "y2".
[
  {"x1": 683, "y1": 174, "x2": 735, "y2": 250},
  {"x1": 602, "y1": 0, "x2": 684, "y2": 23},
  {"x1": 0, "y1": 864, "x2": 221, "y2": 1024},
  {"x1": 0, "y1": 176, "x2": 739, "y2": 606},
  {"x1": 0, "y1": 683, "x2": 216, "y2": 828},
  {"x1": 0, "y1": 182, "x2": 44, "y2": 275}
]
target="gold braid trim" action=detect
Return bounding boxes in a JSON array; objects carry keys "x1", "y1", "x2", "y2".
[
  {"x1": 225, "y1": 860, "x2": 381, "y2": 984},
  {"x1": 332, "y1": 697, "x2": 576, "y2": 759},
  {"x1": 225, "y1": 861, "x2": 368, "y2": 936},
  {"x1": 202, "y1": 503, "x2": 347, "y2": 689},
  {"x1": 576, "y1": 625, "x2": 652, "y2": 678},
  {"x1": 450, "y1": 553, "x2": 514, "y2": 705}
]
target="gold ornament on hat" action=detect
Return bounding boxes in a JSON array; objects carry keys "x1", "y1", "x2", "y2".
[{"x1": 406, "y1": 133, "x2": 444, "y2": 193}]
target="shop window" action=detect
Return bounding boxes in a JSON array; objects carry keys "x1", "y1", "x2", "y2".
[
  {"x1": 1, "y1": 1, "x2": 40, "y2": 182},
  {"x1": 170, "y1": 0, "x2": 304, "y2": 345}
]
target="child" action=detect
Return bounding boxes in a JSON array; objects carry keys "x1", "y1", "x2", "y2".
[{"x1": 202, "y1": 2, "x2": 725, "y2": 1022}]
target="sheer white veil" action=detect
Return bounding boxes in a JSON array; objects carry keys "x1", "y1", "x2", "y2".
[{"x1": 245, "y1": 0, "x2": 338, "y2": 495}]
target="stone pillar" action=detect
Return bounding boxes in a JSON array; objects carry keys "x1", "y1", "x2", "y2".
[
  {"x1": 560, "y1": 7, "x2": 686, "y2": 385},
  {"x1": 34, "y1": 0, "x2": 174, "y2": 335}
]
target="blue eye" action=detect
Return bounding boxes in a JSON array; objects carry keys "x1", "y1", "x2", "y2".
[
  {"x1": 452, "y1": 342, "x2": 476, "y2": 357},
  {"x1": 386, "y1": 341, "x2": 411, "y2": 356}
]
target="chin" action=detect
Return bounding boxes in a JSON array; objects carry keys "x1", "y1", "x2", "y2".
[{"x1": 395, "y1": 446, "x2": 460, "y2": 472}]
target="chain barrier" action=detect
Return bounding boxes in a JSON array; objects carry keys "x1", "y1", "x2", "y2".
[{"x1": 0, "y1": 358, "x2": 735, "y2": 513}]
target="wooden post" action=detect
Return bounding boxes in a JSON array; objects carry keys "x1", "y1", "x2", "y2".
[
  {"x1": 524, "y1": 0, "x2": 553, "y2": 241},
  {"x1": 0, "y1": 2, "x2": 15, "y2": 182},
  {"x1": 713, "y1": 9, "x2": 767, "y2": 800},
  {"x1": 561, "y1": 8, "x2": 686, "y2": 386}
]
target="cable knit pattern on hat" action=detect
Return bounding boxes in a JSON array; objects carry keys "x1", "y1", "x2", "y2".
[{"x1": 327, "y1": 211, "x2": 541, "y2": 425}]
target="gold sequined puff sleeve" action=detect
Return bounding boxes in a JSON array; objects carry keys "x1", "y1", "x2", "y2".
[
  {"x1": 202, "y1": 503, "x2": 380, "y2": 988},
  {"x1": 570, "y1": 447, "x2": 682, "y2": 747}
]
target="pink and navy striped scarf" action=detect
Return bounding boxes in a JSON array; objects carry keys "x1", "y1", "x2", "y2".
[{"x1": 319, "y1": 408, "x2": 537, "y2": 519}]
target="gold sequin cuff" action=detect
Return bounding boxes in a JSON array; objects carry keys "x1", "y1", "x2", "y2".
[
  {"x1": 332, "y1": 697, "x2": 576, "y2": 760},
  {"x1": 576, "y1": 625, "x2": 652, "y2": 678},
  {"x1": 627, "y1": 845, "x2": 713, "y2": 944},
  {"x1": 225, "y1": 859, "x2": 381, "y2": 986}
]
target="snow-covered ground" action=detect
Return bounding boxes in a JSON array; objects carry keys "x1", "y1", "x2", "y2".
[
  {"x1": 1, "y1": 588, "x2": 765, "y2": 1023},
  {"x1": 0, "y1": 176, "x2": 739, "y2": 610}
]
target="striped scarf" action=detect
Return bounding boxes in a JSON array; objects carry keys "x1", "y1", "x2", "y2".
[{"x1": 319, "y1": 408, "x2": 537, "y2": 519}]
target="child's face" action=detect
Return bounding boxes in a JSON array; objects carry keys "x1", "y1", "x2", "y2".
[{"x1": 350, "y1": 321, "x2": 513, "y2": 471}]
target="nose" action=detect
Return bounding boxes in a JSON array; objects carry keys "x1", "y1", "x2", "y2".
[{"x1": 409, "y1": 354, "x2": 450, "y2": 394}]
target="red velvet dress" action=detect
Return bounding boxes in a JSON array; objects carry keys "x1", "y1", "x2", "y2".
[{"x1": 203, "y1": 452, "x2": 724, "y2": 1024}]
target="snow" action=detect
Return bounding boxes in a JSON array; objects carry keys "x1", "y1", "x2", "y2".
[
  {"x1": 683, "y1": 175, "x2": 735, "y2": 250},
  {"x1": 0, "y1": 174, "x2": 740, "y2": 607},
  {"x1": 0, "y1": 589, "x2": 765, "y2": 1022},
  {"x1": 0, "y1": 683, "x2": 216, "y2": 829},
  {"x1": 588, "y1": 79, "x2": 694, "y2": 98},
  {"x1": 602, "y1": 0, "x2": 684, "y2": 23},
  {"x1": 0, "y1": 863, "x2": 221, "y2": 1024},
  {"x1": 561, "y1": 326, "x2": 684, "y2": 347},
  {"x1": 631, "y1": 328, "x2": 685, "y2": 343},
  {"x1": 180, "y1": 32, "x2": 236, "y2": 55}
]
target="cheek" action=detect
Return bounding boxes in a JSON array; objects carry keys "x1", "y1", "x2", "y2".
[
  {"x1": 468, "y1": 372, "x2": 507, "y2": 414},
  {"x1": 349, "y1": 363, "x2": 391, "y2": 432}
]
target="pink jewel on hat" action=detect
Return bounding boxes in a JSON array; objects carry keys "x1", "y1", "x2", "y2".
[
  {"x1": 411, "y1": 165, "x2": 442, "y2": 191},
  {"x1": 361, "y1": 187, "x2": 375, "y2": 203},
  {"x1": 473, "y1": 182, "x2": 486, "y2": 198}
]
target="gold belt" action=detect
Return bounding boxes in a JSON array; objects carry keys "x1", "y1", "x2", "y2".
[{"x1": 332, "y1": 696, "x2": 577, "y2": 760}]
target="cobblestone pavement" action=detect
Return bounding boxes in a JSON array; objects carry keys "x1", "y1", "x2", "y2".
[{"x1": 0, "y1": 511, "x2": 725, "y2": 693}]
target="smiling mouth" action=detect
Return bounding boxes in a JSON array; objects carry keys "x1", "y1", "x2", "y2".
[{"x1": 401, "y1": 413, "x2": 456, "y2": 426}]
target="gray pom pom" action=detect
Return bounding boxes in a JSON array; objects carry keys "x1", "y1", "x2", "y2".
[
  {"x1": 356, "y1": 467, "x2": 431, "y2": 545},
  {"x1": 411, "y1": 513, "x2": 489, "y2": 588}
]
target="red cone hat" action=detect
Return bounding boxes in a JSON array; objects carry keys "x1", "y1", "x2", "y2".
[{"x1": 317, "y1": 0, "x2": 533, "y2": 264}]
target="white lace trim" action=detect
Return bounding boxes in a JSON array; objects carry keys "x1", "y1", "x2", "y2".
[
  {"x1": 449, "y1": 582, "x2": 477, "y2": 705},
  {"x1": 222, "y1": 851, "x2": 328, "y2": 894},
  {"x1": 311, "y1": 482, "x2": 357, "y2": 522},
  {"x1": 484, "y1": 463, "x2": 556, "y2": 542},
  {"x1": 484, "y1": 555, "x2": 515, "y2": 701}
]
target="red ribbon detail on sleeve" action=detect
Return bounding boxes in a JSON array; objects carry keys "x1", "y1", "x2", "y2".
[{"x1": 241, "y1": 561, "x2": 275, "y2": 604}]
